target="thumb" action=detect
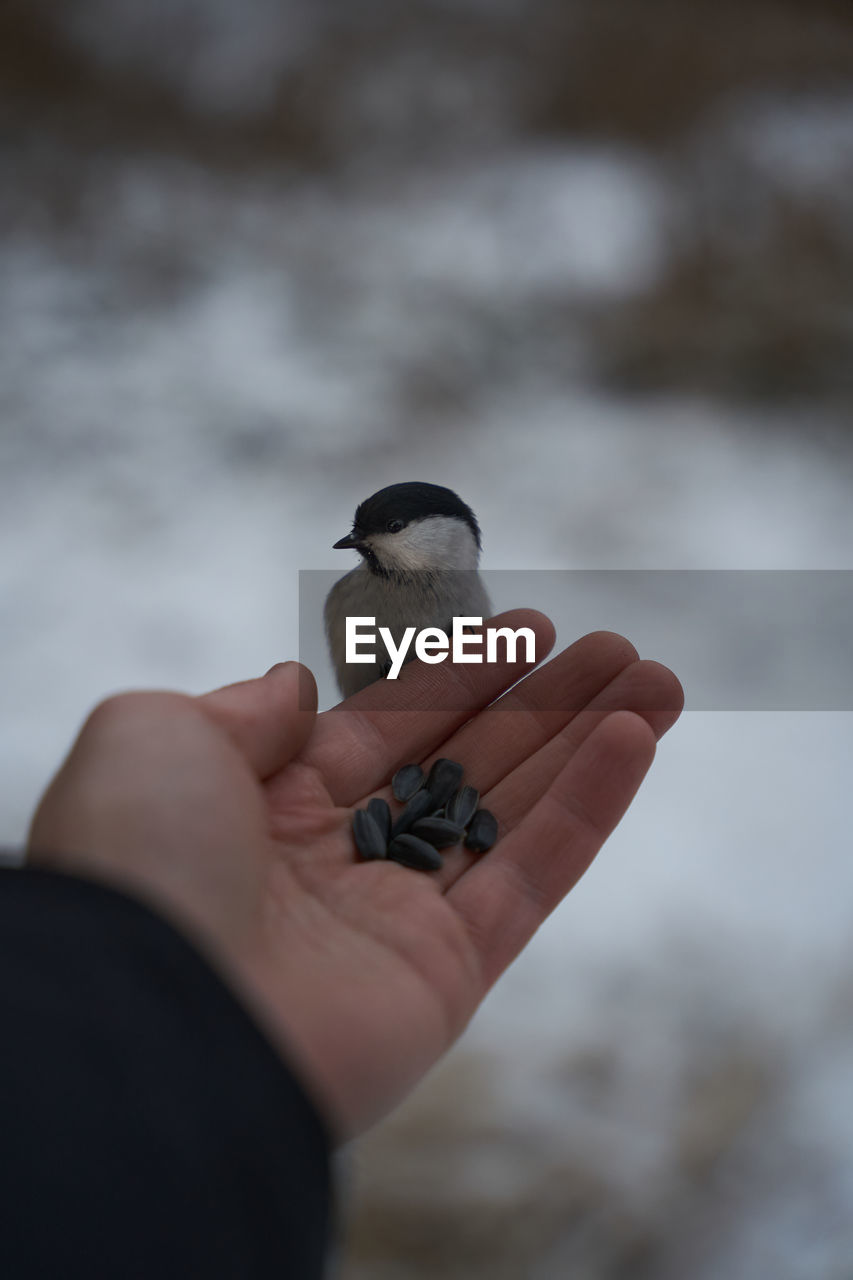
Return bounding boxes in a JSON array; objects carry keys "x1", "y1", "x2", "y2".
[{"x1": 198, "y1": 661, "x2": 318, "y2": 779}]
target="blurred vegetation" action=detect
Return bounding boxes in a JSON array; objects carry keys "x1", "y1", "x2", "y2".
[
  {"x1": 340, "y1": 1039, "x2": 774, "y2": 1279},
  {"x1": 2, "y1": 4, "x2": 851, "y2": 1274},
  {"x1": 2, "y1": 0, "x2": 852, "y2": 404},
  {"x1": 3, "y1": 1, "x2": 853, "y2": 153}
]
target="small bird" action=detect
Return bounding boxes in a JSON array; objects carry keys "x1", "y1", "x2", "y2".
[{"x1": 325, "y1": 481, "x2": 492, "y2": 698}]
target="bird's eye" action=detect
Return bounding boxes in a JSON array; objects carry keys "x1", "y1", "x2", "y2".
[{"x1": 386, "y1": 518, "x2": 404, "y2": 534}]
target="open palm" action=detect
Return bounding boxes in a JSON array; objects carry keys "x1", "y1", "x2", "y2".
[{"x1": 29, "y1": 610, "x2": 682, "y2": 1140}]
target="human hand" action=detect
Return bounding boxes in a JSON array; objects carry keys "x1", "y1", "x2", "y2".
[{"x1": 28, "y1": 612, "x2": 682, "y2": 1140}]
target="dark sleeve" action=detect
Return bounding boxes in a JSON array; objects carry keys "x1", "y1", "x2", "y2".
[{"x1": 0, "y1": 865, "x2": 332, "y2": 1280}]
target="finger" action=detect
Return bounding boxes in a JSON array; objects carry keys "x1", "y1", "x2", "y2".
[
  {"x1": 448, "y1": 710, "x2": 657, "y2": 991},
  {"x1": 429, "y1": 655, "x2": 682, "y2": 891},
  {"x1": 413, "y1": 630, "x2": 641, "y2": 797},
  {"x1": 299, "y1": 610, "x2": 556, "y2": 806},
  {"x1": 472, "y1": 657, "x2": 683, "y2": 831},
  {"x1": 198, "y1": 661, "x2": 318, "y2": 779}
]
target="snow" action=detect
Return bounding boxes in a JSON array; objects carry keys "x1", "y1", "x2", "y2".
[{"x1": 2, "y1": 118, "x2": 852, "y2": 1271}]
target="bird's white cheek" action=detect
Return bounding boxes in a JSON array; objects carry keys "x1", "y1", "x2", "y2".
[
  {"x1": 367, "y1": 532, "x2": 425, "y2": 571},
  {"x1": 367, "y1": 518, "x2": 480, "y2": 571}
]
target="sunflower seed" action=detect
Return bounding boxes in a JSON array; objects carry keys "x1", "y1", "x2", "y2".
[
  {"x1": 445, "y1": 784, "x2": 479, "y2": 829},
  {"x1": 411, "y1": 816, "x2": 465, "y2": 848},
  {"x1": 425, "y1": 758, "x2": 464, "y2": 808},
  {"x1": 367, "y1": 796, "x2": 392, "y2": 843},
  {"x1": 464, "y1": 808, "x2": 498, "y2": 854},
  {"x1": 391, "y1": 763, "x2": 426, "y2": 803},
  {"x1": 352, "y1": 808, "x2": 388, "y2": 861},
  {"x1": 388, "y1": 834, "x2": 444, "y2": 872},
  {"x1": 390, "y1": 787, "x2": 438, "y2": 838}
]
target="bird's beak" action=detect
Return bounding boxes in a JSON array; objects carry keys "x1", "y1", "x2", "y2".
[{"x1": 332, "y1": 531, "x2": 363, "y2": 550}]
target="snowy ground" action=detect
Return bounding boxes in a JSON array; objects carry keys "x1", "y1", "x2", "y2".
[{"x1": 2, "y1": 113, "x2": 853, "y2": 1275}]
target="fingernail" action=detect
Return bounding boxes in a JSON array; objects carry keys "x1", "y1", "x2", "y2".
[{"x1": 264, "y1": 661, "x2": 296, "y2": 678}]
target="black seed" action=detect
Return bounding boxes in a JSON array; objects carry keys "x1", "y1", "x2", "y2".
[
  {"x1": 388, "y1": 834, "x2": 444, "y2": 872},
  {"x1": 464, "y1": 808, "x2": 498, "y2": 854},
  {"x1": 391, "y1": 788, "x2": 438, "y2": 838},
  {"x1": 425, "y1": 758, "x2": 464, "y2": 808},
  {"x1": 411, "y1": 817, "x2": 465, "y2": 849},
  {"x1": 367, "y1": 796, "x2": 391, "y2": 843},
  {"x1": 446, "y1": 784, "x2": 479, "y2": 829},
  {"x1": 392, "y1": 763, "x2": 425, "y2": 803},
  {"x1": 352, "y1": 808, "x2": 388, "y2": 861}
]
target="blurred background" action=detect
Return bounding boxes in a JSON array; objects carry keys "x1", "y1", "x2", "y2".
[{"x1": 2, "y1": 0, "x2": 853, "y2": 1274}]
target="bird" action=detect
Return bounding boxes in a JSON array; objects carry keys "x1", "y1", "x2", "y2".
[{"x1": 325, "y1": 481, "x2": 492, "y2": 698}]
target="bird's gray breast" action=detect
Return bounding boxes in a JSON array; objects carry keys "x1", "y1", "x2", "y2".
[{"x1": 325, "y1": 567, "x2": 492, "y2": 697}]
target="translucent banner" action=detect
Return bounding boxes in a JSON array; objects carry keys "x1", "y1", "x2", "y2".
[{"x1": 299, "y1": 570, "x2": 853, "y2": 711}]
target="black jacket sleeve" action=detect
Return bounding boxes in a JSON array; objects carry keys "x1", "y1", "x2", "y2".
[{"x1": 0, "y1": 865, "x2": 332, "y2": 1279}]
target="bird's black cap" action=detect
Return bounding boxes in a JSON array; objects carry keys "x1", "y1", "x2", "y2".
[{"x1": 345, "y1": 482, "x2": 482, "y2": 549}]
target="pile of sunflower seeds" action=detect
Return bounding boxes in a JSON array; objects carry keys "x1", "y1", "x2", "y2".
[{"x1": 352, "y1": 758, "x2": 498, "y2": 872}]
